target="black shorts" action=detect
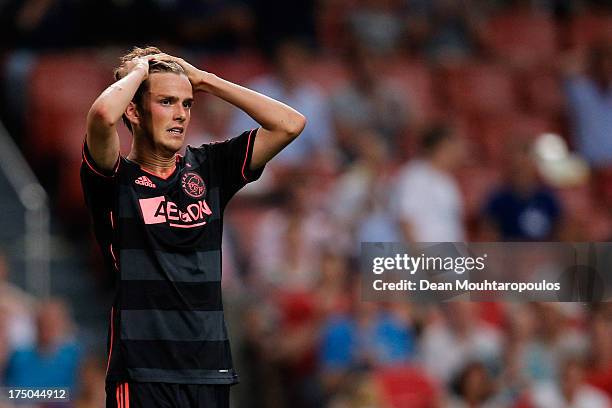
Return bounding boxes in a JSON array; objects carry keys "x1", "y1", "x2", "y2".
[{"x1": 106, "y1": 381, "x2": 230, "y2": 408}]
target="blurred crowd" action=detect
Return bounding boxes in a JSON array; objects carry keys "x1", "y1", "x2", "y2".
[{"x1": 1, "y1": 0, "x2": 612, "y2": 407}]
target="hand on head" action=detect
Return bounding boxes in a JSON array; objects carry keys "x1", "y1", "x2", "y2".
[
  {"x1": 116, "y1": 55, "x2": 157, "y2": 80},
  {"x1": 148, "y1": 53, "x2": 206, "y2": 90}
]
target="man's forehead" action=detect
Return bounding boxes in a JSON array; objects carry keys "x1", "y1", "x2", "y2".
[{"x1": 148, "y1": 72, "x2": 193, "y2": 97}]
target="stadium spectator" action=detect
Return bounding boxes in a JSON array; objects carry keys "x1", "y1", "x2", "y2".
[
  {"x1": 585, "y1": 305, "x2": 612, "y2": 397},
  {"x1": 329, "y1": 130, "x2": 401, "y2": 250},
  {"x1": 238, "y1": 255, "x2": 339, "y2": 407},
  {"x1": 482, "y1": 138, "x2": 562, "y2": 241},
  {"x1": 499, "y1": 304, "x2": 559, "y2": 403},
  {"x1": 523, "y1": 357, "x2": 611, "y2": 408},
  {"x1": 330, "y1": 47, "x2": 411, "y2": 164},
  {"x1": 563, "y1": 40, "x2": 612, "y2": 168},
  {"x1": 242, "y1": 251, "x2": 344, "y2": 407},
  {"x1": 344, "y1": 0, "x2": 406, "y2": 54},
  {"x1": 0, "y1": 252, "x2": 36, "y2": 352},
  {"x1": 326, "y1": 372, "x2": 388, "y2": 408},
  {"x1": 537, "y1": 303, "x2": 590, "y2": 360},
  {"x1": 406, "y1": 0, "x2": 486, "y2": 62},
  {"x1": 229, "y1": 39, "x2": 334, "y2": 168},
  {"x1": 313, "y1": 250, "x2": 352, "y2": 317},
  {"x1": 393, "y1": 125, "x2": 466, "y2": 242},
  {"x1": 319, "y1": 285, "x2": 416, "y2": 395},
  {"x1": 239, "y1": 249, "x2": 352, "y2": 406},
  {"x1": 186, "y1": 95, "x2": 237, "y2": 146},
  {"x1": 419, "y1": 303, "x2": 502, "y2": 385},
  {"x1": 448, "y1": 361, "x2": 500, "y2": 407},
  {"x1": 74, "y1": 355, "x2": 106, "y2": 408},
  {"x1": 262, "y1": 291, "x2": 324, "y2": 408},
  {"x1": 3, "y1": 299, "x2": 81, "y2": 389},
  {"x1": 253, "y1": 172, "x2": 342, "y2": 291},
  {"x1": 237, "y1": 299, "x2": 285, "y2": 408}
]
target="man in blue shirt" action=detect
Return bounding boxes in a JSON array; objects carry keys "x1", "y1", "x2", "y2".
[
  {"x1": 564, "y1": 41, "x2": 612, "y2": 167},
  {"x1": 3, "y1": 299, "x2": 81, "y2": 389}
]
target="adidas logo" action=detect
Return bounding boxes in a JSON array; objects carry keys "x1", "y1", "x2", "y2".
[{"x1": 135, "y1": 176, "x2": 156, "y2": 188}]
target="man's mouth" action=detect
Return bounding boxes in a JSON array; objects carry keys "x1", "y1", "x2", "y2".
[{"x1": 167, "y1": 127, "x2": 184, "y2": 134}]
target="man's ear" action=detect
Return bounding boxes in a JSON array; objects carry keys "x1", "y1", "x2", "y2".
[{"x1": 125, "y1": 101, "x2": 140, "y2": 128}]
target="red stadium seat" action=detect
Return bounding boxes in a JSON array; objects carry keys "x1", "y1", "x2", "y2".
[
  {"x1": 557, "y1": 185, "x2": 612, "y2": 240},
  {"x1": 513, "y1": 394, "x2": 534, "y2": 408},
  {"x1": 592, "y1": 167, "x2": 612, "y2": 213},
  {"x1": 316, "y1": 0, "x2": 358, "y2": 50},
  {"x1": 469, "y1": 113, "x2": 560, "y2": 164},
  {"x1": 569, "y1": 13, "x2": 612, "y2": 49},
  {"x1": 557, "y1": 185, "x2": 592, "y2": 219},
  {"x1": 478, "y1": 302, "x2": 506, "y2": 329},
  {"x1": 484, "y1": 11, "x2": 558, "y2": 68},
  {"x1": 305, "y1": 57, "x2": 350, "y2": 94},
  {"x1": 585, "y1": 208, "x2": 612, "y2": 241},
  {"x1": 375, "y1": 365, "x2": 439, "y2": 408},
  {"x1": 386, "y1": 58, "x2": 437, "y2": 124},
  {"x1": 453, "y1": 112, "x2": 560, "y2": 168},
  {"x1": 519, "y1": 68, "x2": 565, "y2": 117},
  {"x1": 27, "y1": 53, "x2": 109, "y2": 161},
  {"x1": 199, "y1": 52, "x2": 269, "y2": 85},
  {"x1": 441, "y1": 63, "x2": 518, "y2": 116}
]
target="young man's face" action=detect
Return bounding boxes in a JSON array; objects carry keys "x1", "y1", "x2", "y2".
[{"x1": 138, "y1": 72, "x2": 194, "y2": 154}]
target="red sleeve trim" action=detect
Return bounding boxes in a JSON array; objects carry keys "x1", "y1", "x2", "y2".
[
  {"x1": 106, "y1": 307, "x2": 114, "y2": 375},
  {"x1": 241, "y1": 128, "x2": 256, "y2": 182},
  {"x1": 82, "y1": 138, "x2": 120, "y2": 178}
]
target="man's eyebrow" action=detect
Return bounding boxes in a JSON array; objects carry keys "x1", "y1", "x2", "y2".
[{"x1": 157, "y1": 95, "x2": 179, "y2": 101}]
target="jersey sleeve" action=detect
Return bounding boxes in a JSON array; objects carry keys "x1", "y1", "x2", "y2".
[
  {"x1": 80, "y1": 140, "x2": 120, "y2": 275},
  {"x1": 80, "y1": 139, "x2": 120, "y2": 210},
  {"x1": 207, "y1": 128, "x2": 265, "y2": 206}
]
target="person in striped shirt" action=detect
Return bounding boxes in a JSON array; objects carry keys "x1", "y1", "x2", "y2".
[{"x1": 81, "y1": 46, "x2": 305, "y2": 408}]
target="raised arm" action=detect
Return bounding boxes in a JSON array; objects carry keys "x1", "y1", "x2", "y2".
[
  {"x1": 155, "y1": 54, "x2": 307, "y2": 169},
  {"x1": 86, "y1": 56, "x2": 152, "y2": 171}
]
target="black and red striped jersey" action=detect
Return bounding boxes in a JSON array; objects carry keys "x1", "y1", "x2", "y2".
[{"x1": 81, "y1": 129, "x2": 263, "y2": 385}]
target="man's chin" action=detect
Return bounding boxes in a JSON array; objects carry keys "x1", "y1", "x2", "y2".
[{"x1": 161, "y1": 136, "x2": 185, "y2": 153}]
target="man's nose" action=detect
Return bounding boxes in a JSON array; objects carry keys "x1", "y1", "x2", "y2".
[{"x1": 174, "y1": 106, "x2": 186, "y2": 122}]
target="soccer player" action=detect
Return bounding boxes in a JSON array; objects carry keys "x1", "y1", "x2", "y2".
[{"x1": 80, "y1": 46, "x2": 306, "y2": 408}]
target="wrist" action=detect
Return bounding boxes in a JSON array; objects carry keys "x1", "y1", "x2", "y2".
[
  {"x1": 130, "y1": 65, "x2": 149, "y2": 79},
  {"x1": 194, "y1": 72, "x2": 218, "y2": 93}
]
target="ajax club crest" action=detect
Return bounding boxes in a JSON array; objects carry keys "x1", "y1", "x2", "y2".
[{"x1": 181, "y1": 172, "x2": 206, "y2": 198}]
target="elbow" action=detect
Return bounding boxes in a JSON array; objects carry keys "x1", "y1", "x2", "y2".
[
  {"x1": 87, "y1": 105, "x2": 116, "y2": 129},
  {"x1": 285, "y1": 113, "x2": 307, "y2": 139}
]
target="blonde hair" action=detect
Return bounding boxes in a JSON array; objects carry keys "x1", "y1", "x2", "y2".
[{"x1": 114, "y1": 46, "x2": 186, "y2": 132}]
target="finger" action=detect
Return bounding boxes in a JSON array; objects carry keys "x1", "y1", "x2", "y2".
[{"x1": 150, "y1": 53, "x2": 175, "y2": 62}]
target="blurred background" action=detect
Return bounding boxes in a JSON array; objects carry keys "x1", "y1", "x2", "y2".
[{"x1": 0, "y1": 0, "x2": 611, "y2": 406}]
